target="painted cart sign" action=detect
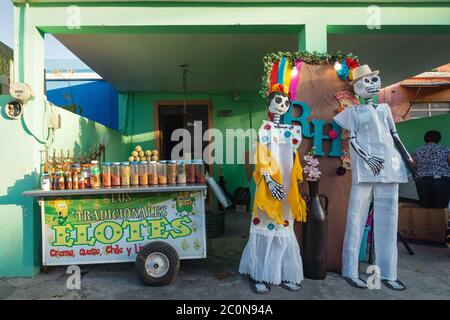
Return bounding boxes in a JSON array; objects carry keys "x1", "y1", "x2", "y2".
[{"x1": 41, "y1": 191, "x2": 206, "y2": 266}]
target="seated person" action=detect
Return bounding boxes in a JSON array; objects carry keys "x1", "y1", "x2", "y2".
[{"x1": 412, "y1": 130, "x2": 450, "y2": 208}]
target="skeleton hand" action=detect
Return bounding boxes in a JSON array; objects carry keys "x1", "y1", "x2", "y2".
[
  {"x1": 362, "y1": 154, "x2": 385, "y2": 176},
  {"x1": 350, "y1": 134, "x2": 385, "y2": 176},
  {"x1": 263, "y1": 173, "x2": 286, "y2": 200}
]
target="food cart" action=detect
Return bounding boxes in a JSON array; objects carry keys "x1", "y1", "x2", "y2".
[{"x1": 23, "y1": 184, "x2": 207, "y2": 286}]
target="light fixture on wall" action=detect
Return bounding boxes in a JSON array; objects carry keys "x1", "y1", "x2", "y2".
[
  {"x1": 180, "y1": 64, "x2": 190, "y2": 114},
  {"x1": 232, "y1": 90, "x2": 240, "y2": 102}
]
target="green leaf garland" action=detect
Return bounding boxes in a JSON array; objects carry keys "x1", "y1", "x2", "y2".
[{"x1": 260, "y1": 50, "x2": 358, "y2": 98}]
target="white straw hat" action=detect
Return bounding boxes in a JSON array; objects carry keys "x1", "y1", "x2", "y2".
[{"x1": 349, "y1": 64, "x2": 379, "y2": 86}]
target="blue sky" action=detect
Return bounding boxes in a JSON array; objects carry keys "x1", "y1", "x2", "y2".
[{"x1": 0, "y1": 0, "x2": 78, "y2": 60}]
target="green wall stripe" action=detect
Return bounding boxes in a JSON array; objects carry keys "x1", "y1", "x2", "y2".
[
  {"x1": 328, "y1": 25, "x2": 450, "y2": 34},
  {"x1": 25, "y1": 2, "x2": 450, "y2": 9},
  {"x1": 38, "y1": 25, "x2": 305, "y2": 35}
]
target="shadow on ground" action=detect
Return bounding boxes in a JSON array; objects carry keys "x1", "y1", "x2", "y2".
[{"x1": 1, "y1": 211, "x2": 449, "y2": 300}]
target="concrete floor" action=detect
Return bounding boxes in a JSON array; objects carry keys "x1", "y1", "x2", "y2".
[{"x1": 1, "y1": 211, "x2": 449, "y2": 300}]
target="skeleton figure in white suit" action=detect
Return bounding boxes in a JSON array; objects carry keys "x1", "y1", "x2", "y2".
[{"x1": 333, "y1": 65, "x2": 417, "y2": 291}]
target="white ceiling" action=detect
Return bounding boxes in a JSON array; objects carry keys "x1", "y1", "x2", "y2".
[
  {"x1": 54, "y1": 33, "x2": 298, "y2": 92},
  {"x1": 53, "y1": 32, "x2": 450, "y2": 93}
]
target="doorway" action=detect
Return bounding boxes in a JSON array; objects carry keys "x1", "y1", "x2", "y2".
[{"x1": 154, "y1": 100, "x2": 213, "y2": 165}]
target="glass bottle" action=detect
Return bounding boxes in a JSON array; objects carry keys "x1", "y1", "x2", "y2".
[
  {"x1": 90, "y1": 160, "x2": 101, "y2": 189},
  {"x1": 102, "y1": 162, "x2": 111, "y2": 188},
  {"x1": 111, "y1": 162, "x2": 121, "y2": 187},
  {"x1": 195, "y1": 159, "x2": 206, "y2": 184},
  {"x1": 121, "y1": 162, "x2": 131, "y2": 187},
  {"x1": 186, "y1": 160, "x2": 196, "y2": 184},
  {"x1": 131, "y1": 161, "x2": 140, "y2": 186},
  {"x1": 167, "y1": 160, "x2": 177, "y2": 184},
  {"x1": 177, "y1": 160, "x2": 187, "y2": 184},
  {"x1": 158, "y1": 161, "x2": 168, "y2": 185},
  {"x1": 148, "y1": 161, "x2": 158, "y2": 185},
  {"x1": 139, "y1": 161, "x2": 148, "y2": 186}
]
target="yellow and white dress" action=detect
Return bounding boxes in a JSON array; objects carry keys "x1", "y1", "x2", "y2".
[{"x1": 239, "y1": 120, "x2": 307, "y2": 285}]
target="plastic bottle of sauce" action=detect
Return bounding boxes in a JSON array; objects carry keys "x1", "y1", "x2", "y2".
[
  {"x1": 73, "y1": 172, "x2": 79, "y2": 190},
  {"x1": 82, "y1": 164, "x2": 91, "y2": 188},
  {"x1": 58, "y1": 172, "x2": 65, "y2": 190}
]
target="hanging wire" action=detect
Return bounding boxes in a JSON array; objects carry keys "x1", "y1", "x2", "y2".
[{"x1": 181, "y1": 64, "x2": 189, "y2": 114}]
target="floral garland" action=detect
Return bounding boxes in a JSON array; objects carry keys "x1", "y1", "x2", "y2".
[{"x1": 260, "y1": 51, "x2": 359, "y2": 98}]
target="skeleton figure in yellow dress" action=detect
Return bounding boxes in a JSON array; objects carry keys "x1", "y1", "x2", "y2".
[{"x1": 239, "y1": 84, "x2": 307, "y2": 294}]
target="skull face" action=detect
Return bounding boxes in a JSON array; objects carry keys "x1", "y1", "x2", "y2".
[
  {"x1": 353, "y1": 74, "x2": 381, "y2": 99},
  {"x1": 267, "y1": 93, "x2": 290, "y2": 115}
]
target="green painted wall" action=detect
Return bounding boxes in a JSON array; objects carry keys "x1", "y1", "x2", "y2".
[
  {"x1": 119, "y1": 91, "x2": 266, "y2": 193},
  {"x1": 0, "y1": 94, "x2": 126, "y2": 276},
  {"x1": 5, "y1": 0, "x2": 449, "y2": 277},
  {"x1": 397, "y1": 113, "x2": 450, "y2": 153},
  {"x1": 0, "y1": 95, "x2": 40, "y2": 276},
  {"x1": 48, "y1": 106, "x2": 128, "y2": 162}
]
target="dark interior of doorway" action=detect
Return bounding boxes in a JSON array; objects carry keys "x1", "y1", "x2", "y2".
[{"x1": 158, "y1": 104, "x2": 210, "y2": 161}]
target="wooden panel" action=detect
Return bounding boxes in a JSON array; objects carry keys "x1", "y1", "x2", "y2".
[{"x1": 292, "y1": 63, "x2": 353, "y2": 271}]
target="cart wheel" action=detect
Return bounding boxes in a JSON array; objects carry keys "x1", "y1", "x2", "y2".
[{"x1": 135, "y1": 242, "x2": 180, "y2": 286}]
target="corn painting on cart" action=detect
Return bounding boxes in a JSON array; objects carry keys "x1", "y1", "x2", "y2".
[{"x1": 23, "y1": 185, "x2": 207, "y2": 286}]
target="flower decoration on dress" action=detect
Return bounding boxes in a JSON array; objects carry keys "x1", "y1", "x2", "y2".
[
  {"x1": 284, "y1": 220, "x2": 289, "y2": 227},
  {"x1": 304, "y1": 147, "x2": 322, "y2": 182},
  {"x1": 267, "y1": 223, "x2": 275, "y2": 230},
  {"x1": 252, "y1": 217, "x2": 261, "y2": 225}
]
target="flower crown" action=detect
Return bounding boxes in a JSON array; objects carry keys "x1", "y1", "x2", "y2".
[{"x1": 270, "y1": 83, "x2": 289, "y2": 95}]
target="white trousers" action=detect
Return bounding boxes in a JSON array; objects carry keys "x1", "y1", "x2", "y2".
[{"x1": 342, "y1": 183, "x2": 399, "y2": 281}]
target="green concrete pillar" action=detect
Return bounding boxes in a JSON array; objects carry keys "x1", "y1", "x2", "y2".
[
  {"x1": 0, "y1": 4, "x2": 46, "y2": 276},
  {"x1": 298, "y1": 22, "x2": 327, "y2": 52}
]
